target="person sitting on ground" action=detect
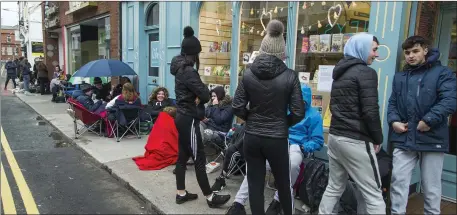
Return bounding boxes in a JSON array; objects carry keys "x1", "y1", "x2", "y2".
[
  {"x1": 76, "y1": 83, "x2": 104, "y2": 113},
  {"x1": 50, "y1": 75, "x2": 68, "y2": 102},
  {"x1": 224, "y1": 84, "x2": 324, "y2": 215},
  {"x1": 132, "y1": 106, "x2": 179, "y2": 170},
  {"x1": 200, "y1": 86, "x2": 234, "y2": 146},
  {"x1": 147, "y1": 87, "x2": 175, "y2": 120}
]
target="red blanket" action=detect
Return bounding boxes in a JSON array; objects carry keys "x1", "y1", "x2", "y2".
[{"x1": 132, "y1": 112, "x2": 178, "y2": 170}]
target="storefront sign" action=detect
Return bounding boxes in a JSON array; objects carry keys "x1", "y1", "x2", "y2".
[{"x1": 31, "y1": 42, "x2": 44, "y2": 58}]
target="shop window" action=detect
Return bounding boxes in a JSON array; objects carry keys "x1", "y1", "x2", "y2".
[
  {"x1": 98, "y1": 16, "x2": 111, "y2": 59},
  {"x1": 1, "y1": 47, "x2": 5, "y2": 55},
  {"x1": 146, "y1": 3, "x2": 159, "y2": 26},
  {"x1": 67, "y1": 27, "x2": 81, "y2": 74},
  {"x1": 198, "y1": 2, "x2": 233, "y2": 94},
  {"x1": 295, "y1": 1, "x2": 371, "y2": 130},
  {"x1": 7, "y1": 35, "x2": 12, "y2": 43},
  {"x1": 7, "y1": 47, "x2": 13, "y2": 56},
  {"x1": 414, "y1": 1, "x2": 439, "y2": 45},
  {"x1": 237, "y1": 2, "x2": 289, "y2": 85}
]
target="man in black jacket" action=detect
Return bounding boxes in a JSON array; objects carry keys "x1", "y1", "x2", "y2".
[
  {"x1": 170, "y1": 26, "x2": 230, "y2": 208},
  {"x1": 318, "y1": 33, "x2": 385, "y2": 214},
  {"x1": 232, "y1": 20, "x2": 304, "y2": 215}
]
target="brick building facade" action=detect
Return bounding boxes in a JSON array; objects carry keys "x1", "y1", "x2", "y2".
[
  {"x1": 42, "y1": 1, "x2": 119, "y2": 78},
  {"x1": 1, "y1": 26, "x2": 23, "y2": 61}
]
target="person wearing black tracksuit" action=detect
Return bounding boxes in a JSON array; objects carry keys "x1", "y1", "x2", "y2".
[
  {"x1": 232, "y1": 20, "x2": 305, "y2": 215},
  {"x1": 170, "y1": 26, "x2": 230, "y2": 208}
]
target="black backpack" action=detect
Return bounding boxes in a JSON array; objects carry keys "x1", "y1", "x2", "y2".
[{"x1": 298, "y1": 159, "x2": 329, "y2": 213}]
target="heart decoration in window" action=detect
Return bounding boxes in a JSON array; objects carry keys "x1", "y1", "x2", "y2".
[
  {"x1": 260, "y1": 10, "x2": 273, "y2": 36},
  {"x1": 327, "y1": 4, "x2": 342, "y2": 28}
]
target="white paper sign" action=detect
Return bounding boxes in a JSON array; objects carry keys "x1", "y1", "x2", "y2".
[
  {"x1": 298, "y1": 72, "x2": 310, "y2": 84},
  {"x1": 317, "y1": 65, "x2": 335, "y2": 92}
]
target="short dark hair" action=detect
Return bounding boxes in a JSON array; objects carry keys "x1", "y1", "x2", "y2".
[
  {"x1": 373, "y1": 36, "x2": 379, "y2": 45},
  {"x1": 402, "y1": 36, "x2": 430, "y2": 50}
]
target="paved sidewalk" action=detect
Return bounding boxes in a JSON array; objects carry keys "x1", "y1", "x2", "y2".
[{"x1": 14, "y1": 93, "x2": 298, "y2": 214}]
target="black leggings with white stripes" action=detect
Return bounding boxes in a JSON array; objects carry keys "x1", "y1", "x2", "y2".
[{"x1": 175, "y1": 113, "x2": 212, "y2": 196}]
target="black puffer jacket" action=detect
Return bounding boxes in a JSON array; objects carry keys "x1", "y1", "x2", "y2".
[
  {"x1": 233, "y1": 54, "x2": 305, "y2": 138},
  {"x1": 170, "y1": 55, "x2": 210, "y2": 119},
  {"x1": 329, "y1": 56, "x2": 383, "y2": 145}
]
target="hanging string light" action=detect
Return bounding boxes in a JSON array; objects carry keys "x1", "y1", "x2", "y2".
[
  {"x1": 242, "y1": 22, "x2": 246, "y2": 29},
  {"x1": 308, "y1": 25, "x2": 312, "y2": 30},
  {"x1": 322, "y1": 1, "x2": 326, "y2": 6},
  {"x1": 260, "y1": 30, "x2": 265, "y2": 37},
  {"x1": 274, "y1": 6, "x2": 278, "y2": 13},
  {"x1": 249, "y1": 26, "x2": 254, "y2": 34},
  {"x1": 250, "y1": 8, "x2": 254, "y2": 15},
  {"x1": 302, "y1": 2, "x2": 307, "y2": 9},
  {"x1": 352, "y1": 1, "x2": 357, "y2": 8},
  {"x1": 334, "y1": 11, "x2": 339, "y2": 19},
  {"x1": 318, "y1": 20, "x2": 322, "y2": 28},
  {"x1": 311, "y1": 2, "x2": 315, "y2": 6},
  {"x1": 301, "y1": 26, "x2": 305, "y2": 35}
]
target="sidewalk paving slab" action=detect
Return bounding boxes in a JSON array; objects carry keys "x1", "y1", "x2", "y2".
[{"x1": 14, "y1": 93, "x2": 304, "y2": 214}]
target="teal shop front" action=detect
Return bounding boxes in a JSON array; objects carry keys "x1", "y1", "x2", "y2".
[{"x1": 121, "y1": 1, "x2": 456, "y2": 201}]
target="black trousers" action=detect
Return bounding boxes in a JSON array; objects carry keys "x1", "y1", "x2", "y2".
[
  {"x1": 39, "y1": 77, "x2": 49, "y2": 94},
  {"x1": 4, "y1": 76, "x2": 17, "y2": 89},
  {"x1": 222, "y1": 144, "x2": 241, "y2": 174},
  {"x1": 244, "y1": 133, "x2": 292, "y2": 215},
  {"x1": 175, "y1": 113, "x2": 212, "y2": 196}
]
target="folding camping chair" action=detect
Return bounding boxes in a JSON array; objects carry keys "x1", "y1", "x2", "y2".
[
  {"x1": 67, "y1": 98, "x2": 104, "y2": 139},
  {"x1": 109, "y1": 105, "x2": 142, "y2": 142}
]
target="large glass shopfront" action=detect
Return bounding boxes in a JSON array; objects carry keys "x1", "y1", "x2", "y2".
[{"x1": 67, "y1": 16, "x2": 111, "y2": 74}]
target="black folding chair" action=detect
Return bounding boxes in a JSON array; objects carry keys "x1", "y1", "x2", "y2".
[{"x1": 110, "y1": 105, "x2": 142, "y2": 142}]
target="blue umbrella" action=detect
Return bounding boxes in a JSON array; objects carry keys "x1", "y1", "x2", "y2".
[{"x1": 72, "y1": 59, "x2": 137, "y2": 77}]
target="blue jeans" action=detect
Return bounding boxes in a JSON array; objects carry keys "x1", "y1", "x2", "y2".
[{"x1": 23, "y1": 75, "x2": 30, "y2": 92}]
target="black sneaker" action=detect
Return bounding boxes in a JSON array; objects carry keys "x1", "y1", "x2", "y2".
[
  {"x1": 226, "y1": 202, "x2": 247, "y2": 215},
  {"x1": 265, "y1": 199, "x2": 283, "y2": 215},
  {"x1": 176, "y1": 191, "x2": 198, "y2": 204},
  {"x1": 207, "y1": 193, "x2": 231, "y2": 208},
  {"x1": 211, "y1": 177, "x2": 226, "y2": 192}
]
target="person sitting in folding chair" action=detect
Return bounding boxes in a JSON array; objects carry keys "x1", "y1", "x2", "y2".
[
  {"x1": 105, "y1": 83, "x2": 142, "y2": 140},
  {"x1": 200, "y1": 86, "x2": 234, "y2": 148},
  {"x1": 76, "y1": 84, "x2": 104, "y2": 113},
  {"x1": 225, "y1": 84, "x2": 324, "y2": 215},
  {"x1": 210, "y1": 123, "x2": 246, "y2": 192}
]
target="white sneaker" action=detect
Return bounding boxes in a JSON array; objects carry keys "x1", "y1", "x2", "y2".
[{"x1": 66, "y1": 109, "x2": 75, "y2": 118}]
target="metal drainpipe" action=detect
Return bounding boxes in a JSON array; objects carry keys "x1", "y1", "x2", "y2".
[{"x1": 118, "y1": 1, "x2": 122, "y2": 61}]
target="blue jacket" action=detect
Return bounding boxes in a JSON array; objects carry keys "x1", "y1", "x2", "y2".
[
  {"x1": 5, "y1": 61, "x2": 17, "y2": 77},
  {"x1": 288, "y1": 84, "x2": 324, "y2": 153},
  {"x1": 76, "y1": 94, "x2": 103, "y2": 113},
  {"x1": 387, "y1": 48, "x2": 457, "y2": 152},
  {"x1": 204, "y1": 95, "x2": 234, "y2": 132}
]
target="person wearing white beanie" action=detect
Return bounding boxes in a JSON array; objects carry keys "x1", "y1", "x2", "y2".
[{"x1": 233, "y1": 19, "x2": 305, "y2": 215}]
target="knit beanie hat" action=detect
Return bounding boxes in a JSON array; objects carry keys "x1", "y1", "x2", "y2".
[
  {"x1": 259, "y1": 20, "x2": 286, "y2": 59},
  {"x1": 181, "y1": 26, "x2": 202, "y2": 55}
]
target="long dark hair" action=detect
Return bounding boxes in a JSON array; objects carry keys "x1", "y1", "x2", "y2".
[{"x1": 184, "y1": 54, "x2": 200, "y2": 71}]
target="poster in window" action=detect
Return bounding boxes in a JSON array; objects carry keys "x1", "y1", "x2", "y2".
[
  {"x1": 319, "y1": 34, "x2": 331, "y2": 52},
  {"x1": 299, "y1": 72, "x2": 310, "y2": 84},
  {"x1": 317, "y1": 65, "x2": 335, "y2": 92},
  {"x1": 242, "y1": 53, "x2": 251, "y2": 64},
  {"x1": 309, "y1": 35, "x2": 320, "y2": 53}
]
